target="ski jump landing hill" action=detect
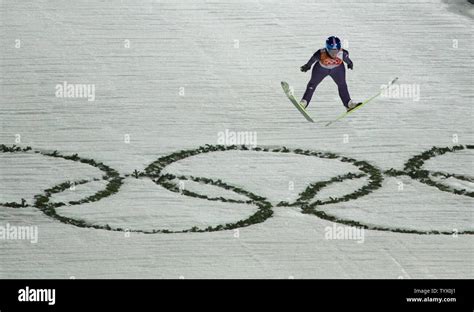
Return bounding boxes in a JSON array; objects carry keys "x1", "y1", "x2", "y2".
[{"x1": 0, "y1": 0, "x2": 472, "y2": 278}]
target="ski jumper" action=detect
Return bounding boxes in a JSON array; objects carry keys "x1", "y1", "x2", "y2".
[{"x1": 302, "y1": 49, "x2": 354, "y2": 107}]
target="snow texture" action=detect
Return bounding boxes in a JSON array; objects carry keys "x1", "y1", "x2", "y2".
[{"x1": 0, "y1": 0, "x2": 473, "y2": 278}]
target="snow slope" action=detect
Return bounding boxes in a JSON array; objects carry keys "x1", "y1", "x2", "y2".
[{"x1": 0, "y1": 0, "x2": 473, "y2": 278}]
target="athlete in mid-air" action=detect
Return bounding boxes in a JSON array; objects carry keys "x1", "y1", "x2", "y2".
[{"x1": 299, "y1": 36, "x2": 361, "y2": 111}]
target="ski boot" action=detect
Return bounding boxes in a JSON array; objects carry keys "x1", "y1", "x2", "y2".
[
  {"x1": 346, "y1": 100, "x2": 362, "y2": 112},
  {"x1": 299, "y1": 99, "x2": 308, "y2": 109}
]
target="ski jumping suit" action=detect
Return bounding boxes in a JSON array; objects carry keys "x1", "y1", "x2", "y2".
[{"x1": 302, "y1": 48, "x2": 353, "y2": 107}]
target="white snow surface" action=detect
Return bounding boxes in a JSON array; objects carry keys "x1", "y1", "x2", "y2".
[{"x1": 0, "y1": 0, "x2": 473, "y2": 278}]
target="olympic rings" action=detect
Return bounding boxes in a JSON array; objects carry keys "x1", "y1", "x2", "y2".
[
  {"x1": 0, "y1": 144, "x2": 124, "y2": 229},
  {"x1": 0, "y1": 143, "x2": 472, "y2": 235},
  {"x1": 402, "y1": 145, "x2": 474, "y2": 197}
]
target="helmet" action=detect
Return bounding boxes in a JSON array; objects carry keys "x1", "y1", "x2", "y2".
[{"x1": 326, "y1": 36, "x2": 341, "y2": 50}]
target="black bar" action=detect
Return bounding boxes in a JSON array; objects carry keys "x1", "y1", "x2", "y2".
[{"x1": 0, "y1": 279, "x2": 472, "y2": 311}]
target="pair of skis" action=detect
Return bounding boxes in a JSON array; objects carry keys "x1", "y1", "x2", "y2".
[{"x1": 281, "y1": 77, "x2": 399, "y2": 126}]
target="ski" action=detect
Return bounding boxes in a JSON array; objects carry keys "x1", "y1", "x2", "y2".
[
  {"x1": 281, "y1": 81, "x2": 314, "y2": 123},
  {"x1": 325, "y1": 77, "x2": 399, "y2": 127}
]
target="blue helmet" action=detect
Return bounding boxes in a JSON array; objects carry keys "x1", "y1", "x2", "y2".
[{"x1": 326, "y1": 36, "x2": 341, "y2": 50}]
